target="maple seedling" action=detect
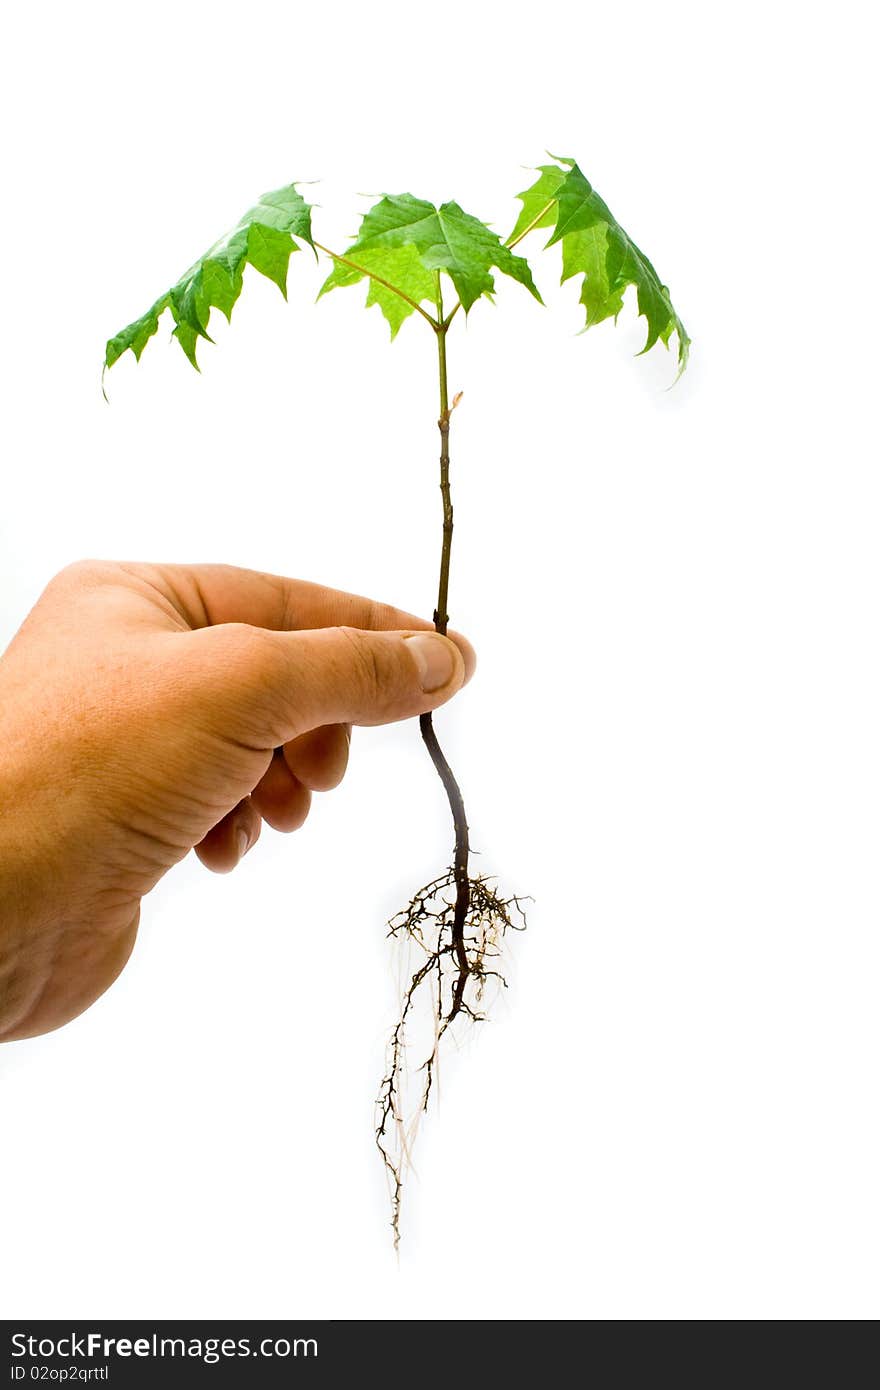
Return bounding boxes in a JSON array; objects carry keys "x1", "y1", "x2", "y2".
[{"x1": 104, "y1": 155, "x2": 689, "y2": 1246}]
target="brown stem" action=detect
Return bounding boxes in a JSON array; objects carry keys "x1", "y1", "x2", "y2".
[{"x1": 419, "y1": 320, "x2": 471, "y2": 1021}]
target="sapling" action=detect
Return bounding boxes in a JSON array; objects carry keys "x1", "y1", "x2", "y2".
[{"x1": 104, "y1": 155, "x2": 689, "y2": 1245}]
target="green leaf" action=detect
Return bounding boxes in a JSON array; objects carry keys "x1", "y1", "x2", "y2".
[
  {"x1": 319, "y1": 192, "x2": 542, "y2": 328},
  {"x1": 319, "y1": 243, "x2": 438, "y2": 339},
  {"x1": 104, "y1": 183, "x2": 315, "y2": 372},
  {"x1": 508, "y1": 163, "x2": 567, "y2": 244},
  {"x1": 511, "y1": 157, "x2": 689, "y2": 372}
]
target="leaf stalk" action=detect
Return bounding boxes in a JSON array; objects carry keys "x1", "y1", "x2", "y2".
[{"x1": 313, "y1": 240, "x2": 439, "y2": 328}]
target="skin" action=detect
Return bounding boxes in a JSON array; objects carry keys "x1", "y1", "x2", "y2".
[{"x1": 0, "y1": 561, "x2": 475, "y2": 1043}]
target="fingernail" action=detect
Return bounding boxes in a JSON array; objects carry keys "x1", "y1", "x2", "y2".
[
  {"x1": 236, "y1": 827, "x2": 252, "y2": 859},
  {"x1": 404, "y1": 633, "x2": 456, "y2": 692}
]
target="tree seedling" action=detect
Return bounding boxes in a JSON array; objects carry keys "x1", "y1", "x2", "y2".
[{"x1": 104, "y1": 155, "x2": 689, "y2": 1246}]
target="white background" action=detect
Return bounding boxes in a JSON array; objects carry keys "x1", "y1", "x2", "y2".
[{"x1": 0, "y1": 0, "x2": 877, "y2": 1321}]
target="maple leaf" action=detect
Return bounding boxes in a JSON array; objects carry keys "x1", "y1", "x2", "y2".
[
  {"x1": 510, "y1": 157, "x2": 689, "y2": 371},
  {"x1": 318, "y1": 241, "x2": 439, "y2": 339},
  {"x1": 319, "y1": 192, "x2": 542, "y2": 333},
  {"x1": 507, "y1": 163, "x2": 567, "y2": 244},
  {"x1": 104, "y1": 183, "x2": 315, "y2": 373}
]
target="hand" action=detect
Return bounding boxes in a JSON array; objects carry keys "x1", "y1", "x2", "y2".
[{"x1": 0, "y1": 560, "x2": 475, "y2": 1042}]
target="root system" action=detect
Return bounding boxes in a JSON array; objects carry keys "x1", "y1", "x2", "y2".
[{"x1": 376, "y1": 865, "x2": 527, "y2": 1248}]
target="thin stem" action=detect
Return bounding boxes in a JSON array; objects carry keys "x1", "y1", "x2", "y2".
[
  {"x1": 419, "y1": 319, "x2": 471, "y2": 1019},
  {"x1": 433, "y1": 329, "x2": 451, "y2": 631},
  {"x1": 419, "y1": 716, "x2": 471, "y2": 1014},
  {"x1": 313, "y1": 240, "x2": 439, "y2": 329}
]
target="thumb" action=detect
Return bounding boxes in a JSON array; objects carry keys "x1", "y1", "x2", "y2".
[{"x1": 189, "y1": 623, "x2": 473, "y2": 748}]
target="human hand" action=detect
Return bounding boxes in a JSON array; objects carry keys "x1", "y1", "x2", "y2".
[{"x1": 0, "y1": 561, "x2": 474, "y2": 1042}]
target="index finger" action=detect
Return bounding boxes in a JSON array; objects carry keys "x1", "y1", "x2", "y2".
[{"x1": 137, "y1": 562, "x2": 476, "y2": 676}]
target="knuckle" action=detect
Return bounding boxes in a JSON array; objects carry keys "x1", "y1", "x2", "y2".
[
  {"x1": 51, "y1": 558, "x2": 117, "y2": 590},
  {"x1": 194, "y1": 623, "x2": 282, "y2": 735},
  {"x1": 338, "y1": 626, "x2": 388, "y2": 707},
  {"x1": 217, "y1": 623, "x2": 280, "y2": 693}
]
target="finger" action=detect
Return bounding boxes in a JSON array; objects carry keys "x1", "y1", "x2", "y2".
[
  {"x1": 49, "y1": 561, "x2": 476, "y2": 683},
  {"x1": 250, "y1": 750, "x2": 312, "y2": 831},
  {"x1": 194, "y1": 796, "x2": 262, "y2": 873},
  {"x1": 186, "y1": 623, "x2": 472, "y2": 749},
  {"x1": 136, "y1": 562, "x2": 474, "y2": 660},
  {"x1": 282, "y1": 723, "x2": 350, "y2": 791}
]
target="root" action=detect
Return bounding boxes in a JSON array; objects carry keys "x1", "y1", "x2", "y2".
[{"x1": 375, "y1": 867, "x2": 528, "y2": 1249}]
